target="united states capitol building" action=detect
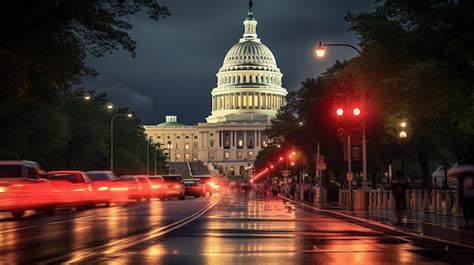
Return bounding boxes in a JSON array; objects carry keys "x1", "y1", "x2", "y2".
[{"x1": 144, "y1": 2, "x2": 287, "y2": 176}]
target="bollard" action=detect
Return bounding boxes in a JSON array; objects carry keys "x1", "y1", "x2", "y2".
[
  {"x1": 377, "y1": 190, "x2": 382, "y2": 209},
  {"x1": 383, "y1": 190, "x2": 389, "y2": 209},
  {"x1": 405, "y1": 190, "x2": 412, "y2": 210},
  {"x1": 417, "y1": 190, "x2": 423, "y2": 209},
  {"x1": 436, "y1": 190, "x2": 444, "y2": 213},
  {"x1": 412, "y1": 190, "x2": 418, "y2": 210},
  {"x1": 432, "y1": 190, "x2": 438, "y2": 212},
  {"x1": 445, "y1": 190, "x2": 452, "y2": 215},
  {"x1": 368, "y1": 190, "x2": 373, "y2": 209},
  {"x1": 423, "y1": 189, "x2": 430, "y2": 211}
]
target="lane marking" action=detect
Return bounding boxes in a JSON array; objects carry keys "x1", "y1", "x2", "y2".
[
  {"x1": 280, "y1": 196, "x2": 474, "y2": 251},
  {"x1": 0, "y1": 216, "x2": 94, "y2": 234},
  {"x1": 40, "y1": 196, "x2": 224, "y2": 264}
]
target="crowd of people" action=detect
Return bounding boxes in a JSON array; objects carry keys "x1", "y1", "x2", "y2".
[{"x1": 230, "y1": 178, "x2": 318, "y2": 204}]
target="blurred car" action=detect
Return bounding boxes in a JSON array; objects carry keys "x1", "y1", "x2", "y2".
[
  {"x1": 119, "y1": 175, "x2": 153, "y2": 201},
  {"x1": 136, "y1": 175, "x2": 153, "y2": 201},
  {"x1": 45, "y1": 170, "x2": 94, "y2": 209},
  {"x1": 184, "y1": 179, "x2": 206, "y2": 198},
  {"x1": 148, "y1": 176, "x2": 166, "y2": 200},
  {"x1": 0, "y1": 160, "x2": 55, "y2": 218},
  {"x1": 86, "y1": 171, "x2": 128, "y2": 205},
  {"x1": 161, "y1": 175, "x2": 185, "y2": 200},
  {"x1": 197, "y1": 176, "x2": 220, "y2": 195}
]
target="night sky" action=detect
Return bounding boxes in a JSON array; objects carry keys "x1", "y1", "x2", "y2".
[{"x1": 83, "y1": 0, "x2": 374, "y2": 125}]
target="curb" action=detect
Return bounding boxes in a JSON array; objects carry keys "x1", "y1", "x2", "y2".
[{"x1": 279, "y1": 195, "x2": 474, "y2": 251}]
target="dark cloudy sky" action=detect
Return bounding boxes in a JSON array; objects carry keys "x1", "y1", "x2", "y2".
[{"x1": 84, "y1": 0, "x2": 374, "y2": 125}]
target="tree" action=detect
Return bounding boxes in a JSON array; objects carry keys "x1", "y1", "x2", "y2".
[{"x1": 0, "y1": 0, "x2": 169, "y2": 113}]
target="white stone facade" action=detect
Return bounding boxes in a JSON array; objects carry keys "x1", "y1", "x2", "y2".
[{"x1": 144, "y1": 4, "x2": 287, "y2": 176}]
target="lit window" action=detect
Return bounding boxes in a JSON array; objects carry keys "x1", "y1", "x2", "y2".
[
  {"x1": 185, "y1": 144, "x2": 190, "y2": 150},
  {"x1": 237, "y1": 152, "x2": 243, "y2": 160},
  {"x1": 225, "y1": 152, "x2": 230, "y2": 160},
  {"x1": 248, "y1": 151, "x2": 254, "y2": 160},
  {"x1": 238, "y1": 140, "x2": 243, "y2": 147}
]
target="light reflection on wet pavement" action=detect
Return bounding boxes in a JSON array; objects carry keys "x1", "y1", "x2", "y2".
[
  {"x1": 99, "y1": 192, "x2": 474, "y2": 264},
  {"x1": 1, "y1": 192, "x2": 473, "y2": 264}
]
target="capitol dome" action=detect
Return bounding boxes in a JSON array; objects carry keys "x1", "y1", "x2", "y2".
[{"x1": 206, "y1": 1, "x2": 287, "y2": 123}]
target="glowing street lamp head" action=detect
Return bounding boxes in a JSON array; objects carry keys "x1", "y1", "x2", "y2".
[
  {"x1": 336, "y1": 108, "x2": 344, "y2": 116},
  {"x1": 315, "y1": 42, "x2": 326, "y2": 58},
  {"x1": 399, "y1": 131, "x2": 407, "y2": 139},
  {"x1": 84, "y1": 94, "x2": 92, "y2": 100},
  {"x1": 279, "y1": 156, "x2": 283, "y2": 161},
  {"x1": 291, "y1": 151, "x2": 296, "y2": 156},
  {"x1": 353, "y1": 107, "x2": 361, "y2": 116},
  {"x1": 106, "y1": 103, "x2": 114, "y2": 109},
  {"x1": 290, "y1": 162, "x2": 295, "y2": 166},
  {"x1": 127, "y1": 113, "x2": 133, "y2": 118},
  {"x1": 400, "y1": 121, "x2": 407, "y2": 128}
]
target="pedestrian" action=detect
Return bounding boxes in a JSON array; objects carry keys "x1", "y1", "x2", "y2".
[
  {"x1": 391, "y1": 170, "x2": 408, "y2": 221},
  {"x1": 459, "y1": 172, "x2": 474, "y2": 227}
]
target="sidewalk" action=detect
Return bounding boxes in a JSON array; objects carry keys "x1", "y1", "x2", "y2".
[{"x1": 281, "y1": 195, "x2": 474, "y2": 250}]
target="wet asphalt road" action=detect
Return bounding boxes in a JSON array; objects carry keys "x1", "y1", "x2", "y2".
[{"x1": 1, "y1": 191, "x2": 474, "y2": 264}]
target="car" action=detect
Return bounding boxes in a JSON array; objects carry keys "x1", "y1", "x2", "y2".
[
  {"x1": 161, "y1": 175, "x2": 185, "y2": 200},
  {"x1": 119, "y1": 175, "x2": 145, "y2": 201},
  {"x1": 0, "y1": 160, "x2": 55, "y2": 218},
  {"x1": 45, "y1": 170, "x2": 94, "y2": 209},
  {"x1": 184, "y1": 179, "x2": 206, "y2": 198},
  {"x1": 197, "y1": 176, "x2": 220, "y2": 195},
  {"x1": 136, "y1": 176, "x2": 153, "y2": 201},
  {"x1": 86, "y1": 171, "x2": 128, "y2": 205},
  {"x1": 148, "y1": 175, "x2": 166, "y2": 200}
]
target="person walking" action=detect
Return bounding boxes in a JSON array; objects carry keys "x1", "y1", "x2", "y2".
[
  {"x1": 459, "y1": 172, "x2": 474, "y2": 227},
  {"x1": 391, "y1": 170, "x2": 408, "y2": 221}
]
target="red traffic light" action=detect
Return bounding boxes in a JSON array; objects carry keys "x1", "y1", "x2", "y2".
[
  {"x1": 353, "y1": 107, "x2": 361, "y2": 116},
  {"x1": 336, "y1": 108, "x2": 344, "y2": 116}
]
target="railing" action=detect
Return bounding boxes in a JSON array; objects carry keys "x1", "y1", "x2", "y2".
[{"x1": 339, "y1": 189, "x2": 461, "y2": 215}]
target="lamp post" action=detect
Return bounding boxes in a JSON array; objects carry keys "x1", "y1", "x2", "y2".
[
  {"x1": 110, "y1": 113, "x2": 133, "y2": 172},
  {"x1": 399, "y1": 129, "x2": 407, "y2": 181},
  {"x1": 167, "y1": 141, "x2": 172, "y2": 174},
  {"x1": 315, "y1": 42, "x2": 368, "y2": 189}
]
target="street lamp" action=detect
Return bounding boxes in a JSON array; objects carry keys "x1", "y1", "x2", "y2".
[
  {"x1": 167, "y1": 141, "x2": 172, "y2": 174},
  {"x1": 399, "y1": 130, "x2": 407, "y2": 179},
  {"x1": 316, "y1": 41, "x2": 368, "y2": 189},
  {"x1": 110, "y1": 113, "x2": 133, "y2": 172},
  {"x1": 106, "y1": 102, "x2": 114, "y2": 110}
]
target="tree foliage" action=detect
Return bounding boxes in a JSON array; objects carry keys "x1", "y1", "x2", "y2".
[{"x1": 0, "y1": 0, "x2": 169, "y2": 113}]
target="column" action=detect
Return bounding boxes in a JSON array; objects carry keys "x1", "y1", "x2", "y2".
[
  {"x1": 254, "y1": 130, "x2": 257, "y2": 148},
  {"x1": 230, "y1": 131, "x2": 234, "y2": 147},
  {"x1": 244, "y1": 130, "x2": 247, "y2": 148}
]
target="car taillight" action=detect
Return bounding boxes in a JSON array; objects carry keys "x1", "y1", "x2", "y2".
[
  {"x1": 0, "y1": 187, "x2": 7, "y2": 192},
  {"x1": 152, "y1": 185, "x2": 161, "y2": 189},
  {"x1": 97, "y1": 186, "x2": 109, "y2": 191},
  {"x1": 175, "y1": 184, "x2": 180, "y2": 189}
]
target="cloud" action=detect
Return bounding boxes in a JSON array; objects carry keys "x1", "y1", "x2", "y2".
[{"x1": 84, "y1": 0, "x2": 375, "y2": 124}]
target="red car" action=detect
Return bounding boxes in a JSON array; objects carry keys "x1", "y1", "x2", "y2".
[
  {"x1": 45, "y1": 171, "x2": 94, "y2": 209},
  {"x1": 148, "y1": 176, "x2": 166, "y2": 200},
  {"x1": 0, "y1": 160, "x2": 55, "y2": 218},
  {"x1": 119, "y1": 175, "x2": 152, "y2": 201},
  {"x1": 86, "y1": 171, "x2": 128, "y2": 205}
]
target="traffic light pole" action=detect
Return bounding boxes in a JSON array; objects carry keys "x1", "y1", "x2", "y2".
[{"x1": 347, "y1": 133, "x2": 353, "y2": 211}]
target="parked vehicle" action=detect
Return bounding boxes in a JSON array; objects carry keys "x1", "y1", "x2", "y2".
[
  {"x1": 184, "y1": 179, "x2": 206, "y2": 198},
  {"x1": 148, "y1": 176, "x2": 166, "y2": 200},
  {"x1": 86, "y1": 171, "x2": 128, "y2": 205},
  {"x1": 0, "y1": 161, "x2": 54, "y2": 217},
  {"x1": 161, "y1": 175, "x2": 185, "y2": 200},
  {"x1": 197, "y1": 176, "x2": 220, "y2": 195},
  {"x1": 45, "y1": 171, "x2": 94, "y2": 209}
]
